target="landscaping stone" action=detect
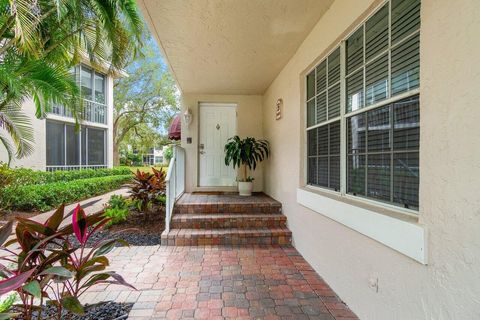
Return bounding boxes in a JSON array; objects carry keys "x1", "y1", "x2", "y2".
[
  {"x1": 13, "y1": 301, "x2": 133, "y2": 320},
  {"x1": 68, "y1": 228, "x2": 162, "y2": 247}
]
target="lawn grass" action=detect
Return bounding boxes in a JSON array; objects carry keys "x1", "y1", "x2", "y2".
[{"x1": 123, "y1": 166, "x2": 167, "y2": 174}]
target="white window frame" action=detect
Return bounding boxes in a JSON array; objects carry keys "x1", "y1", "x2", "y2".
[
  {"x1": 78, "y1": 64, "x2": 107, "y2": 105},
  {"x1": 303, "y1": 0, "x2": 420, "y2": 216}
]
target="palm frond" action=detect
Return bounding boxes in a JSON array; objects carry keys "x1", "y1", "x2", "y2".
[
  {"x1": 9, "y1": 0, "x2": 41, "y2": 55},
  {"x1": 0, "y1": 102, "x2": 34, "y2": 158},
  {"x1": 0, "y1": 132, "x2": 14, "y2": 166}
]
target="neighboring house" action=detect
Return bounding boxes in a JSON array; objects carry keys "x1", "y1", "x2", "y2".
[
  {"x1": 139, "y1": 0, "x2": 480, "y2": 319},
  {"x1": 142, "y1": 147, "x2": 164, "y2": 165},
  {"x1": 0, "y1": 63, "x2": 118, "y2": 171}
]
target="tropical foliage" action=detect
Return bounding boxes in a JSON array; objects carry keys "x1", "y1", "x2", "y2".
[
  {"x1": 224, "y1": 136, "x2": 270, "y2": 182},
  {"x1": 0, "y1": 0, "x2": 143, "y2": 164},
  {"x1": 128, "y1": 167, "x2": 167, "y2": 212},
  {"x1": 0, "y1": 204, "x2": 133, "y2": 319},
  {"x1": 103, "y1": 195, "x2": 130, "y2": 226}
]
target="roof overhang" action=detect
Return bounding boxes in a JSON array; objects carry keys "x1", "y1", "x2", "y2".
[
  {"x1": 79, "y1": 53, "x2": 128, "y2": 78},
  {"x1": 138, "y1": 0, "x2": 334, "y2": 94}
]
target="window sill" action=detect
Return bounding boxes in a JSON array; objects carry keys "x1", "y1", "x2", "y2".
[{"x1": 297, "y1": 187, "x2": 427, "y2": 264}]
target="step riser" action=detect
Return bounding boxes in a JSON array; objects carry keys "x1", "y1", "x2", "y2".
[
  {"x1": 168, "y1": 193, "x2": 290, "y2": 247},
  {"x1": 161, "y1": 235, "x2": 292, "y2": 246},
  {"x1": 174, "y1": 204, "x2": 282, "y2": 215},
  {"x1": 171, "y1": 218, "x2": 287, "y2": 229}
]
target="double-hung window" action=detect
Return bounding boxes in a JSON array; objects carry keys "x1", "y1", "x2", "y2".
[{"x1": 306, "y1": 0, "x2": 420, "y2": 210}]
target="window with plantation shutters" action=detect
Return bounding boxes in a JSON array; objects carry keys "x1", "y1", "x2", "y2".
[{"x1": 306, "y1": 0, "x2": 420, "y2": 211}]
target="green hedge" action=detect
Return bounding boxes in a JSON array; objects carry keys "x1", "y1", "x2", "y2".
[
  {"x1": 0, "y1": 165, "x2": 132, "y2": 188},
  {"x1": 0, "y1": 175, "x2": 132, "y2": 212}
]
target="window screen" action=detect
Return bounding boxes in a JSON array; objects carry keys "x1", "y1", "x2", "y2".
[
  {"x1": 87, "y1": 128, "x2": 105, "y2": 165},
  {"x1": 66, "y1": 124, "x2": 80, "y2": 165},
  {"x1": 46, "y1": 122, "x2": 106, "y2": 167},
  {"x1": 46, "y1": 121, "x2": 65, "y2": 166}
]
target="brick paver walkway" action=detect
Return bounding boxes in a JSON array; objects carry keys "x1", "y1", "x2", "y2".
[{"x1": 84, "y1": 245, "x2": 358, "y2": 320}]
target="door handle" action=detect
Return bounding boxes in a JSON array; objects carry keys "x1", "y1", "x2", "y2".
[{"x1": 199, "y1": 151, "x2": 205, "y2": 155}]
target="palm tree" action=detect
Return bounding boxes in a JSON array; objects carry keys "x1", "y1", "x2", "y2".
[{"x1": 0, "y1": 0, "x2": 143, "y2": 165}]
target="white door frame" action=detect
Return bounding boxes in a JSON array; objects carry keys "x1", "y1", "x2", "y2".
[{"x1": 197, "y1": 102, "x2": 238, "y2": 189}]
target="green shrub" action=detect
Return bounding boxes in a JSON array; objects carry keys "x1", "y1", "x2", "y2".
[
  {"x1": 0, "y1": 163, "x2": 36, "y2": 189},
  {"x1": 0, "y1": 164, "x2": 131, "y2": 188},
  {"x1": 103, "y1": 195, "x2": 130, "y2": 226},
  {"x1": 0, "y1": 292, "x2": 18, "y2": 313},
  {"x1": 0, "y1": 175, "x2": 132, "y2": 212},
  {"x1": 107, "y1": 194, "x2": 129, "y2": 209},
  {"x1": 104, "y1": 207, "x2": 129, "y2": 226},
  {"x1": 156, "y1": 195, "x2": 166, "y2": 205}
]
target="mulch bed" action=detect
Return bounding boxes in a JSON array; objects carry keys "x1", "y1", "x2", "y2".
[
  {"x1": 13, "y1": 301, "x2": 133, "y2": 320},
  {"x1": 1, "y1": 202, "x2": 165, "y2": 247},
  {"x1": 69, "y1": 204, "x2": 166, "y2": 247}
]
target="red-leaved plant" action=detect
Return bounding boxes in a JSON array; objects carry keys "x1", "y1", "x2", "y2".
[
  {"x1": 0, "y1": 204, "x2": 135, "y2": 320},
  {"x1": 128, "y1": 168, "x2": 166, "y2": 212}
]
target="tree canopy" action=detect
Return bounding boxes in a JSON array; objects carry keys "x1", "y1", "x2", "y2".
[{"x1": 113, "y1": 38, "x2": 179, "y2": 165}]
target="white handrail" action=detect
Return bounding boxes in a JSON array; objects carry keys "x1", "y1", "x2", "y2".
[{"x1": 165, "y1": 145, "x2": 185, "y2": 233}]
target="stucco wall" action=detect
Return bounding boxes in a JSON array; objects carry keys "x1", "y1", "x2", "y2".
[
  {"x1": 262, "y1": 0, "x2": 480, "y2": 319},
  {"x1": 0, "y1": 99, "x2": 46, "y2": 170},
  {"x1": 181, "y1": 94, "x2": 264, "y2": 192}
]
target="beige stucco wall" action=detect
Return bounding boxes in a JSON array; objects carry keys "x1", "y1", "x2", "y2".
[
  {"x1": 0, "y1": 99, "x2": 46, "y2": 170},
  {"x1": 181, "y1": 94, "x2": 264, "y2": 192},
  {"x1": 262, "y1": 0, "x2": 480, "y2": 319}
]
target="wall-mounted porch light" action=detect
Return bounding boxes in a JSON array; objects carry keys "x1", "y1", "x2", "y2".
[{"x1": 183, "y1": 108, "x2": 193, "y2": 128}]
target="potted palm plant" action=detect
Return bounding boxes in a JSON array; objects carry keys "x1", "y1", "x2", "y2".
[{"x1": 224, "y1": 136, "x2": 270, "y2": 196}]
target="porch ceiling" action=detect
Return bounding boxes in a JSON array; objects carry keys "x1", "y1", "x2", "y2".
[{"x1": 138, "y1": 0, "x2": 334, "y2": 95}]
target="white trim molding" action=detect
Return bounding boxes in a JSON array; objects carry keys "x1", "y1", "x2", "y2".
[{"x1": 297, "y1": 188, "x2": 427, "y2": 264}]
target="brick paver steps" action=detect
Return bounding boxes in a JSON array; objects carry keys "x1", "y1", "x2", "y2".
[
  {"x1": 173, "y1": 192, "x2": 282, "y2": 214},
  {"x1": 171, "y1": 214, "x2": 287, "y2": 229},
  {"x1": 162, "y1": 193, "x2": 292, "y2": 246}
]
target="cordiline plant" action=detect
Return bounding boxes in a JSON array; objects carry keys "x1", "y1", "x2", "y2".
[
  {"x1": 129, "y1": 168, "x2": 167, "y2": 212},
  {"x1": 0, "y1": 204, "x2": 135, "y2": 320}
]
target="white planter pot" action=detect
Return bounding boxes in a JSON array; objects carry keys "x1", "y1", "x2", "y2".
[{"x1": 238, "y1": 181, "x2": 253, "y2": 196}]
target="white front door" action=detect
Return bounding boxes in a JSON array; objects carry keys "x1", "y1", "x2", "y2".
[{"x1": 199, "y1": 103, "x2": 237, "y2": 187}]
